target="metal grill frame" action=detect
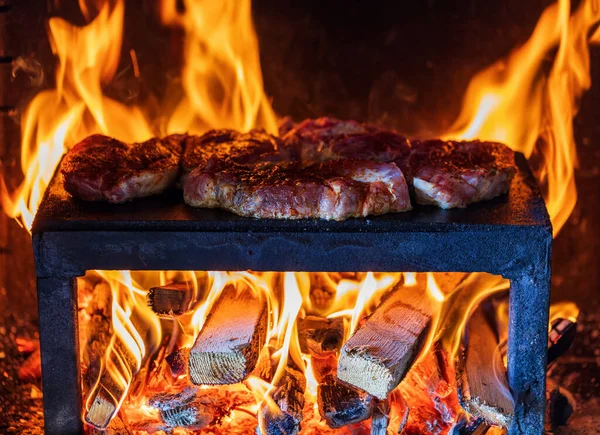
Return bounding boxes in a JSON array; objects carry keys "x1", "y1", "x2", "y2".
[{"x1": 32, "y1": 153, "x2": 552, "y2": 435}]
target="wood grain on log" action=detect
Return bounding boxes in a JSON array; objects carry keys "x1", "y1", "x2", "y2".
[
  {"x1": 259, "y1": 366, "x2": 306, "y2": 435},
  {"x1": 337, "y1": 282, "x2": 433, "y2": 399},
  {"x1": 85, "y1": 388, "x2": 118, "y2": 430},
  {"x1": 189, "y1": 283, "x2": 268, "y2": 385},
  {"x1": 149, "y1": 386, "x2": 215, "y2": 429},
  {"x1": 456, "y1": 307, "x2": 514, "y2": 428},
  {"x1": 147, "y1": 282, "x2": 198, "y2": 317}
]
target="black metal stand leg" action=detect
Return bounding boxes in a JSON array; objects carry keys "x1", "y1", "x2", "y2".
[
  {"x1": 37, "y1": 276, "x2": 83, "y2": 435},
  {"x1": 507, "y1": 270, "x2": 551, "y2": 435}
]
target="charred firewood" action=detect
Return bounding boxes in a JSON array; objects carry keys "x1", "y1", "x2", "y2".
[
  {"x1": 90, "y1": 415, "x2": 132, "y2": 435},
  {"x1": 309, "y1": 273, "x2": 337, "y2": 312},
  {"x1": 317, "y1": 374, "x2": 374, "y2": 428},
  {"x1": 149, "y1": 386, "x2": 215, "y2": 429},
  {"x1": 258, "y1": 366, "x2": 306, "y2": 435},
  {"x1": 547, "y1": 317, "x2": 577, "y2": 365},
  {"x1": 16, "y1": 338, "x2": 41, "y2": 382},
  {"x1": 189, "y1": 283, "x2": 268, "y2": 385},
  {"x1": 147, "y1": 281, "x2": 199, "y2": 317},
  {"x1": 82, "y1": 281, "x2": 113, "y2": 392},
  {"x1": 298, "y1": 315, "x2": 344, "y2": 356},
  {"x1": 149, "y1": 383, "x2": 256, "y2": 430},
  {"x1": 166, "y1": 347, "x2": 190, "y2": 378},
  {"x1": 338, "y1": 282, "x2": 433, "y2": 399},
  {"x1": 305, "y1": 317, "x2": 375, "y2": 429},
  {"x1": 456, "y1": 307, "x2": 514, "y2": 428},
  {"x1": 546, "y1": 379, "x2": 575, "y2": 431},
  {"x1": 371, "y1": 399, "x2": 390, "y2": 435}
]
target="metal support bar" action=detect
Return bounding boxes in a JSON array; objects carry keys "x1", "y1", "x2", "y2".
[
  {"x1": 507, "y1": 258, "x2": 552, "y2": 434},
  {"x1": 37, "y1": 276, "x2": 83, "y2": 435}
]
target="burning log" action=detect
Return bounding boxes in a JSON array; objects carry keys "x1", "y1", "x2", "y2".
[
  {"x1": 337, "y1": 283, "x2": 433, "y2": 399},
  {"x1": 371, "y1": 400, "x2": 390, "y2": 435},
  {"x1": 16, "y1": 337, "x2": 41, "y2": 382},
  {"x1": 309, "y1": 273, "x2": 338, "y2": 311},
  {"x1": 547, "y1": 317, "x2": 577, "y2": 365},
  {"x1": 388, "y1": 392, "x2": 409, "y2": 433},
  {"x1": 259, "y1": 366, "x2": 306, "y2": 435},
  {"x1": 147, "y1": 281, "x2": 199, "y2": 317},
  {"x1": 166, "y1": 347, "x2": 190, "y2": 378},
  {"x1": 189, "y1": 283, "x2": 268, "y2": 385},
  {"x1": 298, "y1": 315, "x2": 343, "y2": 356},
  {"x1": 546, "y1": 379, "x2": 575, "y2": 430},
  {"x1": 456, "y1": 307, "x2": 514, "y2": 428},
  {"x1": 317, "y1": 375, "x2": 375, "y2": 428},
  {"x1": 301, "y1": 315, "x2": 375, "y2": 428},
  {"x1": 84, "y1": 339, "x2": 139, "y2": 429},
  {"x1": 149, "y1": 386, "x2": 215, "y2": 429},
  {"x1": 82, "y1": 281, "x2": 113, "y2": 391},
  {"x1": 90, "y1": 415, "x2": 131, "y2": 435}
]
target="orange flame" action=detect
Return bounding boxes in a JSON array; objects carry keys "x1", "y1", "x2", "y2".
[
  {"x1": 0, "y1": 0, "x2": 590, "y2": 429},
  {"x1": 0, "y1": 0, "x2": 152, "y2": 230},
  {"x1": 159, "y1": 0, "x2": 277, "y2": 134},
  {"x1": 447, "y1": 0, "x2": 600, "y2": 234},
  {"x1": 0, "y1": 0, "x2": 278, "y2": 230}
]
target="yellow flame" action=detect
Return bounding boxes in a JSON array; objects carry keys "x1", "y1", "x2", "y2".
[
  {"x1": 447, "y1": 0, "x2": 600, "y2": 234},
  {"x1": 1, "y1": 0, "x2": 279, "y2": 230},
  {"x1": 549, "y1": 301, "x2": 580, "y2": 324},
  {"x1": 160, "y1": 0, "x2": 277, "y2": 134},
  {"x1": 270, "y1": 272, "x2": 304, "y2": 385},
  {"x1": 0, "y1": 0, "x2": 152, "y2": 230},
  {"x1": 426, "y1": 272, "x2": 445, "y2": 303}
]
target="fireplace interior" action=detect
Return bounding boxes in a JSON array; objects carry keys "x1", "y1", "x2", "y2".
[{"x1": 0, "y1": 0, "x2": 599, "y2": 434}]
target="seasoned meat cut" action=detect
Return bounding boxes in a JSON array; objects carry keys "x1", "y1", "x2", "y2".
[
  {"x1": 60, "y1": 116, "x2": 517, "y2": 215},
  {"x1": 61, "y1": 134, "x2": 182, "y2": 203},
  {"x1": 181, "y1": 129, "x2": 287, "y2": 180},
  {"x1": 281, "y1": 117, "x2": 369, "y2": 160},
  {"x1": 281, "y1": 117, "x2": 516, "y2": 209},
  {"x1": 183, "y1": 158, "x2": 411, "y2": 220},
  {"x1": 402, "y1": 139, "x2": 517, "y2": 208}
]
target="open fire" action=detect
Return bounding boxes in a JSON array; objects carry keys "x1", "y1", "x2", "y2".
[
  {"x1": 0, "y1": 0, "x2": 596, "y2": 433},
  {"x1": 75, "y1": 270, "x2": 576, "y2": 434}
]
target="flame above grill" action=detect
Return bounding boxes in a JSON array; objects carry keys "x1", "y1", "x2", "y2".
[{"x1": 0, "y1": 0, "x2": 595, "y2": 233}]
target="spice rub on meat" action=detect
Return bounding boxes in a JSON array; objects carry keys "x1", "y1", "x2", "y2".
[
  {"x1": 181, "y1": 129, "x2": 287, "y2": 181},
  {"x1": 403, "y1": 139, "x2": 517, "y2": 209},
  {"x1": 183, "y1": 158, "x2": 412, "y2": 220},
  {"x1": 61, "y1": 134, "x2": 182, "y2": 203},
  {"x1": 60, "y1": 116, "x2": 517, "y2": 215}
]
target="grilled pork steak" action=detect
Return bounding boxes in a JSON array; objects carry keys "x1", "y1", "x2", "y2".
[
  {"x1": 403, "y1": 140, "x2": 517, "y2": 208},
  {"x1": 184, "y1": 158, "x2": 411, "y2": 220},
  {"x1": 181, "y1": 129, "x2": 286, "y2": 180},
  {"x1": 61, "y1": 134, "x2": 182, "y2": 203},
  {"x1": 282, "y1": 117, "x2": 516, "y2": 209},
  {"x1": 61, "y1": 117, "x2": 516, "y2": 215},
  {"x1": 281, "y1": 117, "x2": 369, "y2": 161}
]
